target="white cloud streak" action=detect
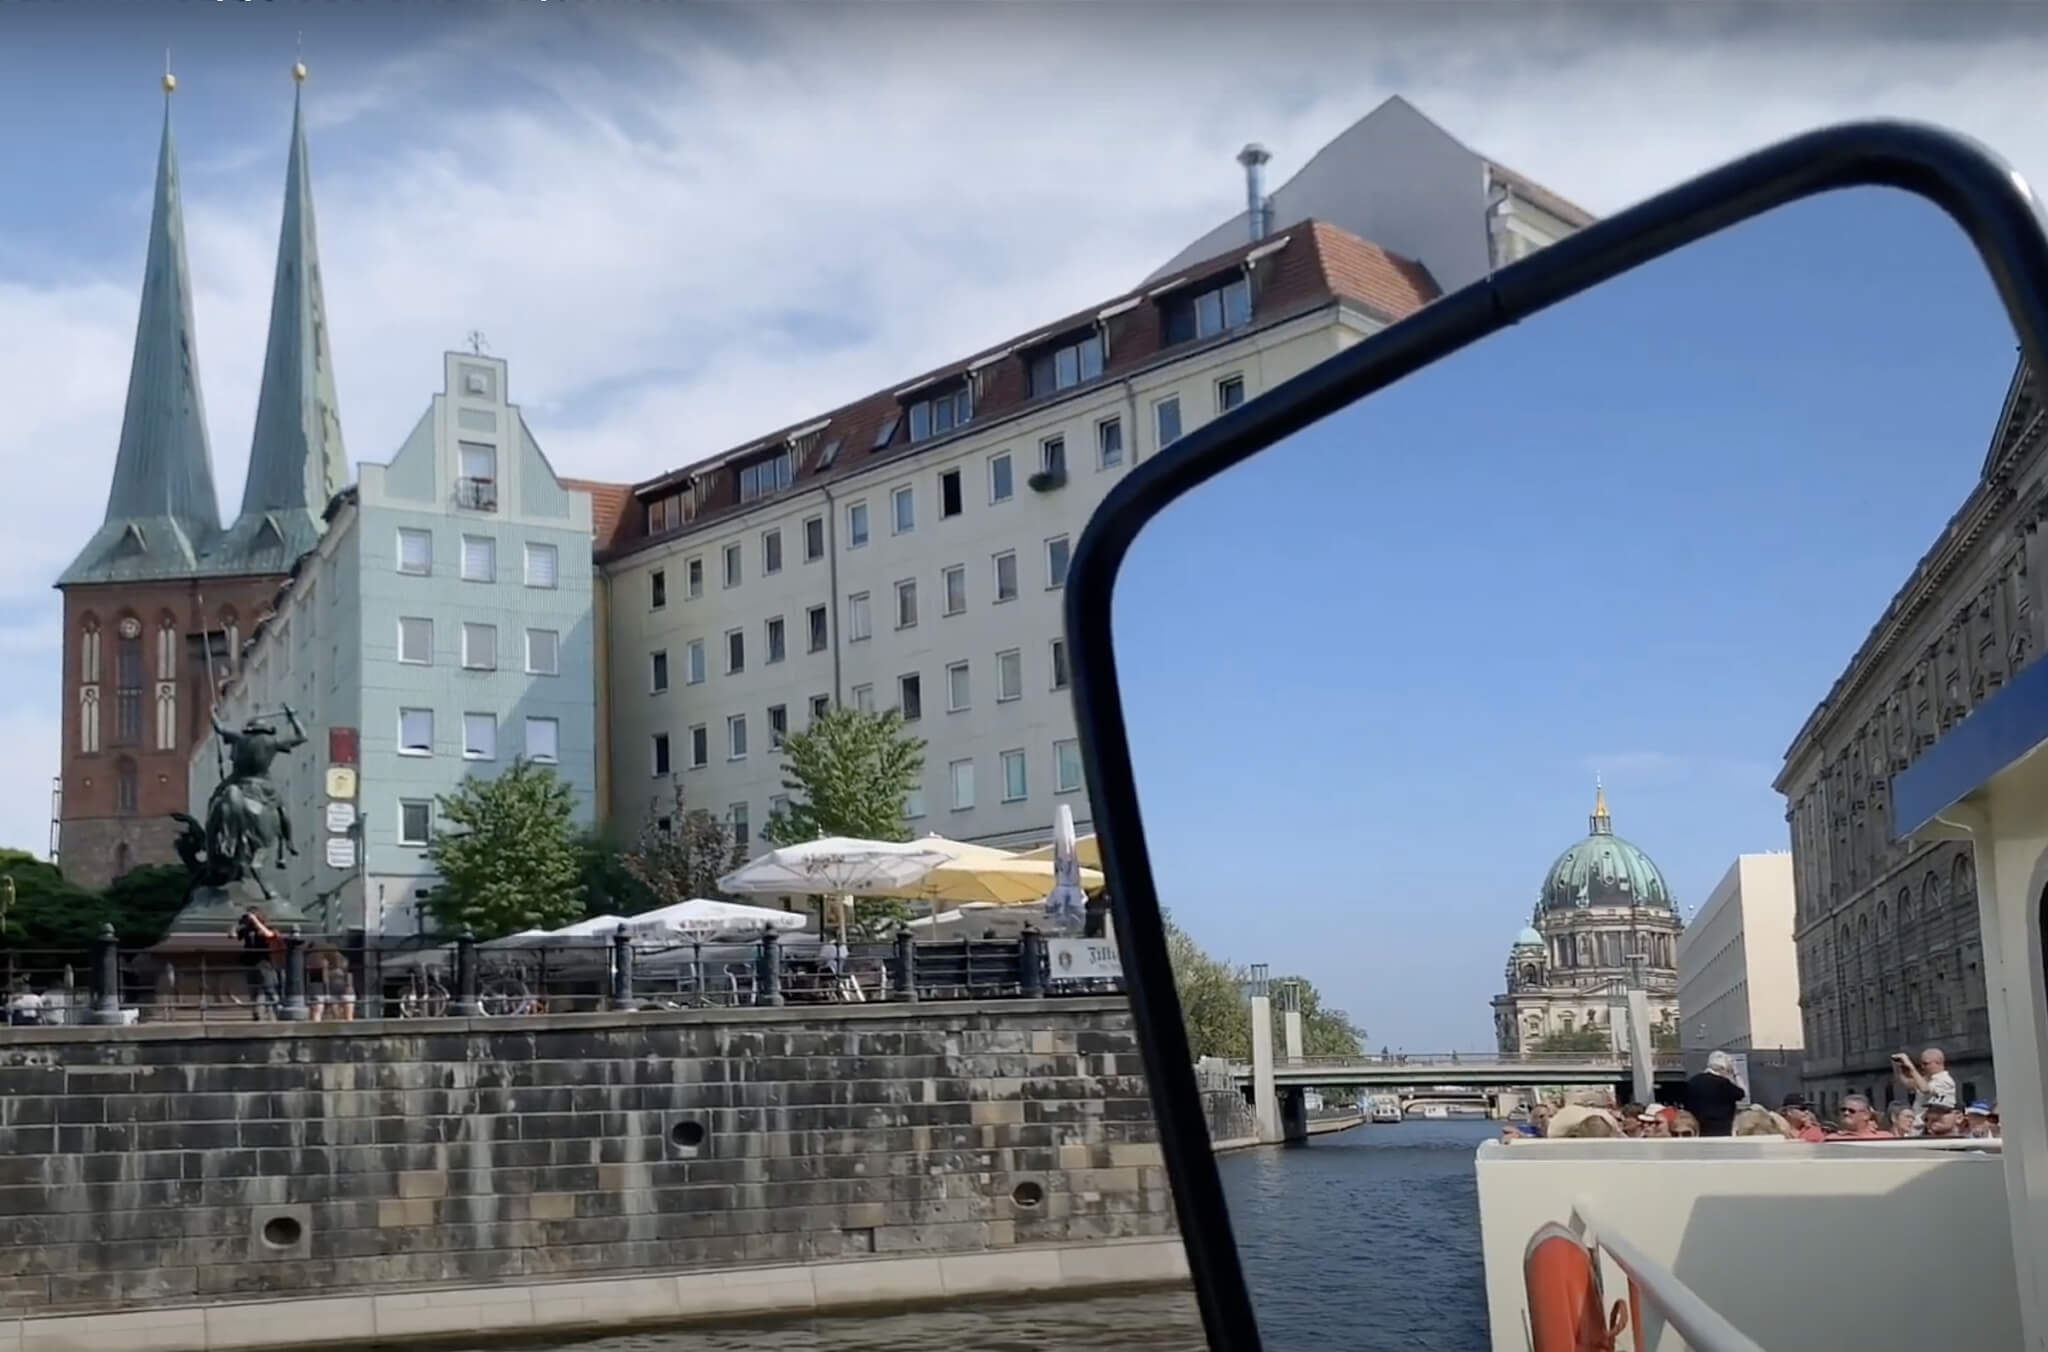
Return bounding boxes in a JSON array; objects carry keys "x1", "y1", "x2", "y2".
[{"x1": 4, "y1": 6, "x2": 2048, "y2": 859}]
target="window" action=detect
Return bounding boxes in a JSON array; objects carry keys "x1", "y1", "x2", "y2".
[
  {"x1": 997, "y1": 648, "x2": 1023, "y2": 702},
  {"x1": 398, "y1": 528, "x2": 433, "y2": 575},
  {"x1": 848, "y1": 592, "x2": 872, "y2": 642},
  {"x1": 462, "y1": 623, "x2": 498, "y2": 670},
  {"x1": 1098, "y1": 417, "x2": 1124, "y2": 469},
  {"x1": 905, "y1": 788, "x2": 926, "y2": 820},
  {"x1": 728, "y1": 713, "x2": 748, "y2": 760},
  {"x1": 653, "y1": 732, "x2": 672, "y2": 776},
  {"x1": 726, "y1": 628, "x2": 745, "y2": 674},
  {"x1": 1050, "y1": 637, "x2": 1070, "y2": 690},
  {"x1": 1045, "y1": 536, "x2": 1071, "y2": 589},
  {"x1": 1155, "y1": 396, "x2": 1183, "y2": 448},
  {"x1": 809, "y1": 694, "x2": 831, "y2": 722},
  {"x1": 768, "y1": 704, "x2": 788, "y2": 748},
  {"x1": 525, "y1": 716, "x2": 559, "y2": 763},
  {"x1": 1002, "y1": 749, "x2": 1028, "y2": 802},
  {"x1": 895, "y1": 578, "x2": 918, "y2": 629},
  {"x1": 766, "y1": 616, "x2": 786, "y2": 664},
  {"x1": 686, "y1": 639, "x2": 706, "y2": 684},
  {"x1": 871, "y1": 415, "x2": 900, "y2": 450},
  {"x1": 112, "y1": 629, "x2": 140, "y2": 745},
  {"x1": 1040, "y1": 436, "x2": 1067, "y2": 479},
  {"x1": 947, "y1": 661, "x2": 971, "y2": 712},
  {"x1": 686, "y1": 557, "x2": 704, "y2": 597},
  {"x1": 942, "y1": 564, "x2": 967, "y2": 616},
  {"x1": 803, "y1": 515, "x2": 826, "y2": 562},
  {"x1": 1217, "y1": 374, "x2": 1246, "y2": 412},
  {"x1": 722, "y1": 543, "x2": 742, "y2": 589},
  {"x1": 949, "y1": 759, "x2": 976, "y2": 811},
  {"x1": 907, "y1": 385, "x2": 973, "y2": 442},
  {"x1": 1055, "y1": 738, "x2": 1083, "y2": 793},
  {"x1": 847, "y1": 501, "x2": 870, "y2": 548},
  {"x1": 524, "y1": 542, "x2": 559, "y2": 588},
  {"x1": 398, "y1": 617, "x2": 432, "y2": 665},
  {"x1": 989, "y1": 453, "x2": 1014, "y2": 504},
  {"x1": 689, "y1": 724, "x2": 708, "y2": 768},
  {"x1": 1162, "y1": 274, "x2": 1252, "y2": 344},
  {"x1": 461, "y1": 534, "x2": 495, "y2": 582},
  {"x1": 892, "y1": 484, "x2": 915, "y2": 534},
  {"x1": 399, "y1": 708, "x2": 433, "y2": 755},
  {"x1": 399, "y1": 800, "x2": 433, "y2": 846},
  {"x1": 730, "y1": 801, "x2": 750, "y2": 849},
  {"x1": 939, "y1": 468, "x2": 963, "y2": 518},
  {"x1": 807, "y1": 604, "x2": 829, "y2": 652},
  {"x1": 1029, "y1": 332, "x2": 1105, "y2": 396},
  {"x1": 762, "y1": 528, "x2": 783, "y2": 575},
  {"x1": 769, "y1": 793, "x2": 790, "y2": 824},
  {"x1": 993, "y1": 551, "x2": 1019, "y2": 602},
  {"x1": 650, "y1": 568, "x2": 667, "y2": 609},
  {"x1": 458, "y1": 441, "x2": 497, "y2": 510},
  {"x1": 463, "y1": 713, "x2": 497, "y2": 760},
  {"x1": 651, "y1": 649, "x2": 670, "y2": 692},
  {"x1": 115, "y1": 757, "x2": 137, "y2": 815},
  {"x1": 899, "y1": 673, "x2": 922, "y2": 721},
  {"x1": 737, "y1": 447, "x2": 793, "y2": 503},
  {"x1": 852, "y1": 683, "x2": 875, "y2": 713},
  {"x1": 526, "y1": 628, "x2": 559, "y2": 676}
]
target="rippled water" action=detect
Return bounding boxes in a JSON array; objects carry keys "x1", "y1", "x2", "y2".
[{"x1": 510, "y1": 1119, "x2": 1496, "y2": 1352}]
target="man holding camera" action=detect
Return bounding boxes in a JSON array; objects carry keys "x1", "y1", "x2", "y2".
[{"x1": 1893, "y1": 1046, "x2": 1957, "y2": 1128}]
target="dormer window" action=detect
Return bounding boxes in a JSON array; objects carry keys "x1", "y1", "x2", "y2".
[
  {"x1": 1161, "y1": 274, "x2": 1252, "y2": 346},
  {"x1": 643, "y1": 491, "x2": 688, "y2": 535},
  {"x1": 736, "y1": 447, "x2": 794, "y2": 504},
  {"x1": 1028, "y1": 330, "x2": 1105, "y2": 398},
  {"x1": 907, "y1": 383, "x2": 973, "y2": 444}
]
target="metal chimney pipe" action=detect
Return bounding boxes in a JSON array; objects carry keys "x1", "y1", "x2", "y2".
[{"x1": 1237, "y1": 142, "x2": 1272, "y2": 243}]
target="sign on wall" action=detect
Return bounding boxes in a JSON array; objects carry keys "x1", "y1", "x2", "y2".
[
  {"x1": 324, "y1": 837, "x2": 357, "y2": 870},
  {"x1": 1046, "y1": 938, "x2": 1122, "y2": 983},
  {"x1": 324, "y1": 767, "x2": 357, "y2": 801},
  {"x1": 328, "y1": 727, "x2": 359, "y2": 767},
  {"x1": 325, "y1": 802, "x2": 356, "y2": 834}
]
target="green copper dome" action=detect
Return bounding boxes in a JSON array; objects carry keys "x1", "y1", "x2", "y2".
[
  {"x1": 1514, "y1": 926, "x2": 1543, "y2": 948},
  {"x1": 1538, "y1": 785, "x2": 1675, "y2": 914}
]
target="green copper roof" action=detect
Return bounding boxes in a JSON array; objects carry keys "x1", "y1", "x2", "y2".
[
  {"x1": 1514, "y1": 926, "x2": 1543, "y2": 947},
  {"x1": 216, "y1": 77, "x2": 347, "y2": 574},
  {"x1": 1536, "y1": 786, "x2": 1676, "y2": 914},
  {"x1": 59, "y1": 95, "x2": 224, "y2": 586}
]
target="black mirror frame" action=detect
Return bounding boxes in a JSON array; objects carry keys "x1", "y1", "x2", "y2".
[{"x1": 1062, "y1": 120, "x2": 2048, "y2": 1352}]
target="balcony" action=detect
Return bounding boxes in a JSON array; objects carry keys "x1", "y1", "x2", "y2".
[{"x1": 456, "y1": 477, "x2": 499, "y2": 512}]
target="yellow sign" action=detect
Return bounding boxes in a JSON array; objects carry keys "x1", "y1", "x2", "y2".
[{"x1": 325, "y1": 767, "x2": 358, "y2": 800}]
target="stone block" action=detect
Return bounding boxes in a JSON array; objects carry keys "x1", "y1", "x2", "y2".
[{"x1": 375, "y1": 1198, "x2": 436, "y2": 1229}]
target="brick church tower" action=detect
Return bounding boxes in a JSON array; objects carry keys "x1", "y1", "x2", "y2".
[{"x1": 55, "y1": 66, "x2": 348, "y2": 889}]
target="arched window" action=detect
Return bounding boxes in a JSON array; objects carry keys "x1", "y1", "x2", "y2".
[
  {"x1": 113, "y1": 616, "x2": 143, "y2": 745},
  {"x1": 1952, "y1": 854, "x2": 1977, "y2": 909},
  {"x1": 114, "y1": 756, "x2": 137, "y2": 815},
  {"x1": 156, "y1": 613, "x2": 177, "y2": 681},
  {"x1": 79, "y1": 614, "x2": 101, "y2": 684}
]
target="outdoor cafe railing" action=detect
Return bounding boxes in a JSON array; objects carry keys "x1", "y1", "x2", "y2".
[{"x1": 0, "y1": 926, "x2": 1122, "y2": 1027}]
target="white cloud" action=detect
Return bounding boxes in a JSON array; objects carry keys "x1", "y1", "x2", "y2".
[{"x1": 6, "y1": 7, "x2": 2048, "y2": 861}]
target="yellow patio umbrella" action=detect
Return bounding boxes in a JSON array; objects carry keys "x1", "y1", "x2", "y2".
[
  {"x1": 865, "y1": 835, "x2": 1104, "y2": 907},
  {"x1": 1016, "y1": 833, "x2": 1103, "y2": 872}
]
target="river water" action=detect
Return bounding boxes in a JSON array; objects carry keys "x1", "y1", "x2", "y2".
[{"x1": 512, "y1": 1119, "x2": 1499, "y2": 1352}]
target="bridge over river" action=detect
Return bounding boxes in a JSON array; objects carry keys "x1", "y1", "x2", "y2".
[{"x1": 1226, "y1": 1050, "x2": 1689, "y2": 1089}]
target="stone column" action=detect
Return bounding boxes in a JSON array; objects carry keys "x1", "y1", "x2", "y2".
[{"x1": 1247, "y1": 965, "x2": 1279, "y2": 1143}]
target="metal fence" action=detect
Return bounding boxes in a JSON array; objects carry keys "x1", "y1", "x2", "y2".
[{"x1": 0, "y1": 926, "x2": 1125, "y2": 1027}]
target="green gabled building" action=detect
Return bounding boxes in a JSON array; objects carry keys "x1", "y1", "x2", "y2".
[{"x1": 55, "y1": 65, "x2": 350, "y2": 889}]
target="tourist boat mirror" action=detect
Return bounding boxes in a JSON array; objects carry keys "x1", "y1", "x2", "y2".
[{"x1": 1079, "y1": 157, "x2": 2048, "y2": 1349}]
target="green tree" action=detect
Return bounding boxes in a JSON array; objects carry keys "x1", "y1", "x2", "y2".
[
  {"x1": 576, "y1": 833, "x2": 658, "y2": 920},
  {"x1": 1270, "y1": 974, "x2": 1367, "y2": 1059},
  {"x1": 621, "y1": 776, "x2": 740, "y2": 907},
  {"x1": 762, "y1": 707, "x2": 925, "y2": 845},
  {"x1": 425, "y1": 759, "x2": 585, "y2": 940},
  {"x1": 0, "y1": 850, "x2": 105, "y2": 951},
  {"x1": 100, "y1": 864, "x2": 194, "y2": 948},
  {"x1": 762, "y1": 707, "x2": 925, "y2": 939},
  {"x1": 1158, "y1": 914, "x2": 1365, "y2": 1065},
  {"x1": 1534, "y1": 1026, "x2": 1615, "y2": 1054}
]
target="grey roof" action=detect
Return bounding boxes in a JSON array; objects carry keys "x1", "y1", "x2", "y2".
[
  {"x1": 59, "y1": 96, "x2": 224, "y2": 586},
  {"x1": 215, "y1": 79, "x2": 347, "y2": 573}
]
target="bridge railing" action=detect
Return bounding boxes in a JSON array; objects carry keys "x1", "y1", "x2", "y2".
[{"x1": 1570, "y1": 1196, "x2": 1766, "y2": 1352}]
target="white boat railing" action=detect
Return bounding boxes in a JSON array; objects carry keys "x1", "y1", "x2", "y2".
[{"x1": 1570, "y1": 1197, "x2": 1766, "y2": 1352}]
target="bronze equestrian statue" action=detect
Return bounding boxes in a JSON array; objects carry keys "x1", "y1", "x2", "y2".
[{"x1": 171, "y1": 704, "x2": 309, "y2": 902}]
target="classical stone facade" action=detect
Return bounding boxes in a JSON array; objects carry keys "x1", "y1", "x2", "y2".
[
  {"x1": 1775, "y1": 362, "x2": 2044, "y2": 1117},
  {"x1": 1492, "y1": 786, "x2": 1683, "y2": 1054}
]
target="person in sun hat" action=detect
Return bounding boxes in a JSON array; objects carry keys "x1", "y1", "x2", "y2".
[
  {"x1": 1964, "y1": 1102, "x2": 1996, "y2": 1138},
  {"x1": 1780, "y1": 1093, "x2": 1827, "y2": 1142}
]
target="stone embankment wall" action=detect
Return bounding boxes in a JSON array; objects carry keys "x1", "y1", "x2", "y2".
[{"x1": 0, "y1": 997, "x2": 1182, "y2": 1338}]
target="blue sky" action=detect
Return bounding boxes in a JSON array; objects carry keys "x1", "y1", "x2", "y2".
[
  {"x1": 1119, "y1": 186, "x2": 2019, "y2": 1046},
  {"x1": 4, "y1": 5, "x2": 2048, "y2": 1041}
]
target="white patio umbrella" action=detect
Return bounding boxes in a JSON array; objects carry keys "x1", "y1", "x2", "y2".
[
  {"x1": 627, "y1": 898, "x2": 808, "y2": 940},
  {"x1": 864, "y1": 833, "x2": 1104, "y2": 908},
  {"x1": 1041, "y1": 804, "x2": 1089, "y2": 934},
  {"x1": 717, "y1": 836, "x2": 954, "y2": 941}
]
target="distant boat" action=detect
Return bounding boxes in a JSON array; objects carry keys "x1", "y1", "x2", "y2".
[{"x1": 1369, "y1": 1094, "x2": 1403, "y2": 1124}]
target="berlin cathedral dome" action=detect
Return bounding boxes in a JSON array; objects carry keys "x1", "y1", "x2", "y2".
[{"x1": 1491, "y1": 784, "x2": 1682, "y2": 1056}]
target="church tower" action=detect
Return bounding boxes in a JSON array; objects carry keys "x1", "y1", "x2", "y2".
[{"x1": 55, "y1": 65, "x2": 348, "y2": 888}]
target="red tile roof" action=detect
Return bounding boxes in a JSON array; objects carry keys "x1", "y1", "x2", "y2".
[
  {"x1": 601, "y1": 218, "x2": 1438, "y2": 563},
  {"x1": 561, "y1": 478, "x2": 634, "y2": 554}
]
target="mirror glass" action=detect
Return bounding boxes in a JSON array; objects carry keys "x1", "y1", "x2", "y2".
[{"x1": 1112, "y1": 185, "x2": 2022, "y2": 1345}]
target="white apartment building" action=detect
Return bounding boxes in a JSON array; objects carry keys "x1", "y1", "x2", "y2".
[{"x1": 1678, "y1": 852, "x2": 1804, "y2": 1053}]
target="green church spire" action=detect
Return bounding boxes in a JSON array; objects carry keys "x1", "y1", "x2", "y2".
[
  {"x1": 215, "y1": 60, "x2": 347, "y2": 572},
  {"x1": 59, "y1": 71, "x2": 224, "y2": 586}
]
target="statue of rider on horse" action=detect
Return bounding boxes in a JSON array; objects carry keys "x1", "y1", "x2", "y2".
[{"x1": 171, "y1": 705, "x2": 309, "y2": 901}]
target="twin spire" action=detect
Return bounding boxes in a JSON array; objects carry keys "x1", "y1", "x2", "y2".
[{"x1": 59, "y1": 61, "x2": 347, "y2": 587}]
